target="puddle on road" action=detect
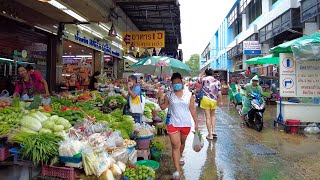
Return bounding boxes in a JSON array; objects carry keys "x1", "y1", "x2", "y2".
[{"x1": 245, "y1": 144, "x2": 277, "y2": 156}]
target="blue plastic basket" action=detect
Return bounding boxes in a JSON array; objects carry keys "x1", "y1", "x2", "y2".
[
  {"x1": 134, "y1": 134, "x2": 154, "y2": 140},
  {"x1": 59, "y1": 154, "x2": 82, "y2": 164},
  {"x1": 127, "y1": 144, "x2": 136, "y2": 154}
]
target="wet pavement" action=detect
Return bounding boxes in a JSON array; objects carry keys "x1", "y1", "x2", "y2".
[
  {"x1": 155, "y1": 97, "x2": 320, "y2": 180},
  {"x1": 0, "y1": 97, "x2": 320, "y2": 180}
]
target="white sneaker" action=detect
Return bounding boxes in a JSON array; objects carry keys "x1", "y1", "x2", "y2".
[
  {"x1": 172, "y1": 171, "x2": 180, "y2": 180},
  {"x1": 179, "y1": 156, "x2": 185, "y2": 165}
]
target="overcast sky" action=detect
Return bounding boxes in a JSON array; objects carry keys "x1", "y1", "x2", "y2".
[{"x1": 179, "y1": 0, "x2": 236, "y2": 61}]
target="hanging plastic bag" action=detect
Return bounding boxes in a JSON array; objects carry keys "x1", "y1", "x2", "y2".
[
  {"x1": 192, "y1": 130, "x2": 204, "y2": 152},
  {"x1": 0, "y1": 90, "x2": 9, "y2": 97}
]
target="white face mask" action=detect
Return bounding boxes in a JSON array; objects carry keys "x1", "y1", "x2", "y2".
[{"x1": 128, "y1": 82, "x2": 133, "y2": 86}]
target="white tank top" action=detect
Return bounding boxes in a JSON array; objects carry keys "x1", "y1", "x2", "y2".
[{"x1": 167, "y1": 89, "x2": 193, "y2": 127}]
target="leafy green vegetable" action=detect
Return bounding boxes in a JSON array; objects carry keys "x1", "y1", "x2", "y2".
[
  {"x1": 20, "y1": 115, "x2": 42, "y2": 132},
  {"x1": 53, "y1": 125, "x2": 64, "y2": 132},
  {"x1": 42, "y1": 120, "x2": 55, "y2": 130},
  {"x1": 12, "y1": 132, "x2": 63, "y2": 165},
  {"x1": 20, "y1": 127, "x2": 38, "y2": 134},
  {"x1": 75, "y1": 101, "x2": 94, "y2": 111},
  {"x1": 151, "y1": 140, "x2": 164, "y2": 152},
  {"x1": 51, "y1": 97, "x2": 73, "y2": 107},
  {"x1": 39, "y1": 128, "x2": 52, "y2": 133},
  {"x1": 145, "y1": 103, "x2": 156, "y2": 111},
  {"x1": 158, "y1": 111, "x2": 166, "y2": 120},
  {"x1": 0, "y1": 106, "x2": 25, "y2": 136}
]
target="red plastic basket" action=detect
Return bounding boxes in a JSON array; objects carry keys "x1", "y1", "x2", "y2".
[
  {"x1": 0, "y1": 148, "x2": 10, "y2": 161},
  {"x1": 42, "y1": 165, "x2": 75, "y2": 180}
]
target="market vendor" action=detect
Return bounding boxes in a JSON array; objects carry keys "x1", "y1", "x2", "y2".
[
  {"x1": 13, "y1": 65, "x2": 50, "y2": 98},
  {"x1": 122, "y1": 75, "x2": 143, "y2": 123},
  {"x1": 89, "y1": 71, "x2": 100, "y2": 90},
  {"x1": 66, "y1": 73, "x2": 81, "y2": 91}
]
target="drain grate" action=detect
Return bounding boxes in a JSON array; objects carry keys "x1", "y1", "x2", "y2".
[{"x1": 245, "y1": 144, "x2": 277, "y2": 156}]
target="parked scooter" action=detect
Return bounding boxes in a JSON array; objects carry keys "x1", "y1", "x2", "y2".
[{"x1": 238, "y1": 92, "x2": 265, "y2": 132}]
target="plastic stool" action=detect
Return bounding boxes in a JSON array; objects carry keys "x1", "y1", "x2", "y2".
[
  {"x1": 137, "y1": 149, "x2": 150, "y2": 160},
  {"x1": 155, "y1": 122, "x2": 166, "y2": 135}
]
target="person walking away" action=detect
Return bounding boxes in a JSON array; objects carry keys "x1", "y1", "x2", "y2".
[
  {"x1": 122, "y1": 75, "x2": 143, "y2": 123},
  {"x1": 157, "y1": 73, "x2": 198, "y2": 180},
  {"x1": 89, "y1": 71, "x2": 100, "y2": 90},
  {"x1": 246, "y1": 67, "x2": 252, "y2": 75},
  {"x1": 14, "y1": 65, "x2": 50, "y2": 98},
  {"x1": 198, "y1": 69, "x2": 222, "y2": 140},
  {"x1": 241, "y1": 75, "x2": 263, "y2": 127}
]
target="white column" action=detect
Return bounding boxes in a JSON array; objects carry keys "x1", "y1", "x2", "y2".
[
  {"x1": 242, "y1": 54, "x2": 248, "y2": 70},
  {"x1": 242, "y1": 13, "x2": 247, "y2": 31},
  {"x1": 262, "y1": 0, "x2": 271, "y2": 14}
]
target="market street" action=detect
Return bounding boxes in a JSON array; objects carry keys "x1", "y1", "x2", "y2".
[{"x1": 156, "y1": 97, "x2": 320, "y2": 180}]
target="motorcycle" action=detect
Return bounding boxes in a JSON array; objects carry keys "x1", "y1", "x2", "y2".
[{"x1": 238, "y1": 92, "x2": 265, "y2": 132}]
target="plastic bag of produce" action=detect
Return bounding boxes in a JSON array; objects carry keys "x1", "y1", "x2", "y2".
[
  {"x1": 59, "y1": 137, "x2": 84, "y2": 156},
  {"x1": 304, "y1": 123, "x2": 320, "y2": 134},
  {"x1": 192, "y1": 130, "x2": 204, "y2": 152}
]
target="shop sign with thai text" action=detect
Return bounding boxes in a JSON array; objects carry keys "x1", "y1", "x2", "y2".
[
  {"x1": 122, "y1": 31, "x2": 165, "y2": 48},
  {"x1": 243, "y1": 41, "x2": 262, "y2": 55},
  {"x1": 279, "y1": 53, "x2": 320, "y2": 97},
  {"x1": 64, "y1": 25, "x2": 122, "y2": 57}
]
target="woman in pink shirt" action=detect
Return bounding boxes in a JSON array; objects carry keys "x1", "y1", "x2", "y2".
[{"x1": 14, "y1": 66, "x2": 50, "y2": 97}]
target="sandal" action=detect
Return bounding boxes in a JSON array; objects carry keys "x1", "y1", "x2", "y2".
[
  {"x1": 206, "y1": 136, "x2": 214, "y2": 140},
  {"x1": 241, "y1": 122, "x2": 245, "y2": 128},
  {"x1": 212, "y1": 133, "x2": 217, "y2": 138}
]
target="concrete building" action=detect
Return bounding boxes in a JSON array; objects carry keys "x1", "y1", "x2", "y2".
[{"x1": 201, "y1": 0, "x2": 320, "y2": 73}]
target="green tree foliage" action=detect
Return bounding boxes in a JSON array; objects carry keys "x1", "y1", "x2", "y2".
[{"x1": 185, "y1": 54, "x2": 200, "y2": 77}]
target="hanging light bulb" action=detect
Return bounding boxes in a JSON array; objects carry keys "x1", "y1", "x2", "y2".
[{"x1": 108, "y1": 23, "x2": 117, "y2": 37}]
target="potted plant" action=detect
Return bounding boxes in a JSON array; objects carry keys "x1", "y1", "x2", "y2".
[{"x1": 150, "y1": 140, "x2": 164, "y2": 162}]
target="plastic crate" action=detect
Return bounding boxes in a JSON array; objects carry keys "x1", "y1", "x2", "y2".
[
  {"x1": 0, "y1": 148, "x2": 10, "y2": 161},
  {"x1": 42, "y1": 165, "x2": 75, "y2": 180}
]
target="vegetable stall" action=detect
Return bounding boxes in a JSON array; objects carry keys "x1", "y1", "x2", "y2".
[{"x1": 0, "y1": 86, "x2": 167, "y2": 179}]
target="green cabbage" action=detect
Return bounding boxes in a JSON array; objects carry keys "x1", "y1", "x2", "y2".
[
  {"x1": 42, "y1": 120, "x2": 55, "y2": 130},
  {"x1": 29, "y1": 112, "x2": 44, "y2": 122},
  {"x1": 50, "y1": 115, "x2": 59, "y2": 121},
  {"x1": 55, "y1": 118, "x2": 71, "y2": 129},
  {"x1": 21, "y1": 116, "x2": 42, "y2": 132},
  {"x1": 53, "y1": 125, "x2": 64, "y2": 132},
  {"x1": 39, "y1": 128, "x2": 52, "y2": 133},
  {"x1": 20, "y1": 127, "x2": 38, "y2": 134}
]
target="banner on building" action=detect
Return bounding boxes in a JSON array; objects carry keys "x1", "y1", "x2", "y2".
[
  {"x1": 155, "y1": 48, "x2": 162, "y2": 56},
  {"x1": 243, "y1": 41, "x2": 262, "y2": 55},
  {"x1": 122, "y1": 31, "x2": 165, "y2": 48},
  {"x1": 147, "y1": 48, "x2": 154, "y2": 56}
]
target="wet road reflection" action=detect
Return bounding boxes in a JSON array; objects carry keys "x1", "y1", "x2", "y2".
[{"x1": 155, "y1": 98, "x2": 320, "y2": 180}]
